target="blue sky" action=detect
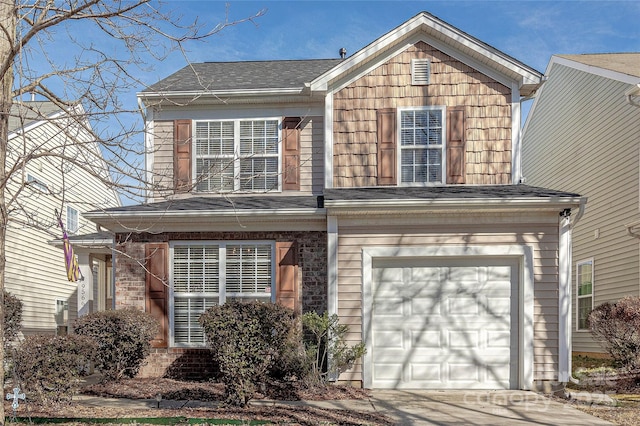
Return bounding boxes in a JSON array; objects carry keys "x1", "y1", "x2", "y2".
[{"x1": 152, "y1": 0, "x2": 639, "y2": 84}]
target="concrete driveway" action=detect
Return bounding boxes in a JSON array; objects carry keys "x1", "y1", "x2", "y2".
[{"x1": 368, "y1": 390, "x2": 613, "y2": 425}]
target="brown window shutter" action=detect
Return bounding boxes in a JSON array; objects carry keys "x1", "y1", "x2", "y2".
[
  {"x1": 377, "y1": 108, "x2": 397, "y2": 186},
  {"x1": 174, "y1": 120, "x2": 192, "y2": 192},
  {"x1": 145, "y1": 243, "x2": 169, "y2": 348},
  {"x1": 282, "y1": 117, "x2": 301, "y2": 191},
  {"x1": 446, "y1": 107, "x2": 466, "y2": 184},
  {"x1": 275, "y1": 241, "x2": 299, "y2": 314}
]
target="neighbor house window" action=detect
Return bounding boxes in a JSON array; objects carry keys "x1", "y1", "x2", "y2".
[
  {"x1": 399, "y1": 107, "x2": 444, "y2": 184},
  {"x1": 576, "y1": 259, "x2": 594, "y2": 330},
  {"x1": 170, "y1": 241, "x2": 274, "y2": 346},
  {"x1": 194, "y1": 119, "x2": 280, "y2": 192},
  {"x1": 66, "y1": 206, "x2": 79, "y2": 234},
  {"x1": 26, "y1": 173, "x2": 48, "y2": 193}
]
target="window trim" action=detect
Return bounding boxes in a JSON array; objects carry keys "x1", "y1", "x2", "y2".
[
  {"x1": 192, "y1": 118, "x2": 282, "y2": 193},
  {"x1": 576, "y1": 258, "x2": 594, "y2": 331},
  {"x1": 397, "y1": 106, "x2": 447, "y2": 186},
  {"x1": 168, "y1": 240, "x2": 276, "y2": 348}
]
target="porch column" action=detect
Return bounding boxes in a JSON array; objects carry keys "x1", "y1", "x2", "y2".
[
  {"x1": 558, "y1": 210, "x2": 572, "y2": 383},
  {"x1": 77, "y1": 253, "x2": 94, "y2": 317}
]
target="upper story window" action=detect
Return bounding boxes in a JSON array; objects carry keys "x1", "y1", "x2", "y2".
[
  {"x1": 66, "y1": 206, "x2": 79, "y2": 234},
  {"x1": 576, "y1": 259, "x2": 594, "y2": 330},
  {"x1": 399, "y1": 107, "x2": 445, "y2": 184},
  {"x1": 194, "y1": 119, "x2": 280, "y2": 192}
]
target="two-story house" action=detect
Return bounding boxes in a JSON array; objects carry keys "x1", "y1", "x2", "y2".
[
  {"x1": 6, "y1": 100, "x2": 121, "y2": 336},
  {"x1": 86, "y1": 12, "x2": 584, "y2": 391},
  {"x1": 522, "y1": 53, "x2": 640, "y2": 357}
]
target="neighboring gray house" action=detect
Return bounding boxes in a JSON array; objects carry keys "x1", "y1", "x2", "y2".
[
  {"x1": 522, "y1": 53, "x2": 640, "y2": 356},
  {"x1": 86, "y1": 12, "x2": 583, "y2": 390}
]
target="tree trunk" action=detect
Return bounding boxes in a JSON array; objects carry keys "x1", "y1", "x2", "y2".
[{"x1": 0, "y1": 1, "x2": 16, "y2": 424}]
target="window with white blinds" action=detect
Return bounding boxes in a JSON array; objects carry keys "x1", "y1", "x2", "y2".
[
  {"x1": 399, "y1": 107, "x2": 444, "y2": 184},
  {"x1": 194, "y1": 119, "x2": 280, "y2": 192},
  {"x1": 171, "y1": 242, "x2": 274, "y2": 346}
]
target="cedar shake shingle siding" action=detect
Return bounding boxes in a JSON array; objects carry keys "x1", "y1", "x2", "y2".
[{"x1": 333, "y1": 41, "x2": 512, "y2": 187}]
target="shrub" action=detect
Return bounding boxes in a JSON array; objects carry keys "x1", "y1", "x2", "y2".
[
  {"x1": 302, "y1": 311, "x2": 366, "y2": 386},
  {"x1": 74, "y1": 308, "x2": 159, "y2": 381},
  {"x1": 4, "y1": 290, "x2": 23, "y2": 348},
  {"x1": 13, "y1": 334, "x2": 96, "y2": 405},
  {"x1": 589, "y1": 296, "x2": 640, "y2": 370},
  {"x1": 199, "y1": 300, "x2": 299, "y2": 406}
]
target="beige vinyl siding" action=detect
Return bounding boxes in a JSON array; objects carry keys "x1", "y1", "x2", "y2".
[
  {"x1": 5, "y1": 113, "x2": 120, "y2": 335},
  {"x1": 298, "y1": 116, "x2": 324, "y2": 195},
  {"x1": 335, "y1": 212, "x2": 561, "y2": 382},
  {"x1": 150, "y1": 116, "x2": 324, "y2": 201},
  {"x1": 333, "y1": 41, "x2": 512, "y2": 187},
  {"x1": 522, "y1": 63, "x2": 640, "y2": 353},
  {"x1": 151, "y1": 120, "x2": 175, "y2": 200}
]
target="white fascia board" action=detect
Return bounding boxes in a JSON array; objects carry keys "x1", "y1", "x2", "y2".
[
  {"x1": 324, "y1": 93, "x2": 334, "y2": 188},
  {"x1": 84, "y1": 209, "x2": 327, "y2": 232},
  {"x1": 310, "y1": 14, "x2": 540, "y2": 92},
  {"x1": 8, "y1": 109, "x2": 67, "y2": 139},
  {"x1": 550, "y1": 56, "x2": 640, "y2": 85},
  {"x1": 325, "y1": 196, "x2": 582, "y2": 213},
  {"x1": 144, "y1": 109, "x2": 154, "y2": 203},
  {"x1": 511, "y1": 82, "x2": 522, "y2": 184},
  {"x1": 137, "y1": 88, "x2": 305, "y2": 104}
]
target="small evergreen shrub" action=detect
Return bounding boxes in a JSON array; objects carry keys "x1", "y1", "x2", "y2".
[
  {"x1": 74, "y1": 308, "x2": 159, "y2": 381},
  {"x1": 13, "y1": 334, "x2": 96, "y2": 405},
  {"x1": 3, "y1": 290, "x2": 23, "y2": 348},
  {"x1": 302, "y1": 311, "x2": 366, "y2": 385},
  {"x1": 199, "y1": 300, "x2": 298, "y2": 407},
  {"x1": 589, "y1": 296, "x2": 640, "y2": 370}
]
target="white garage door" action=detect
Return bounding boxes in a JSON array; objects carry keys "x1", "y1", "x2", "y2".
[{"x1": 371, "y1": 257, "x2": 518, "y2": 389}]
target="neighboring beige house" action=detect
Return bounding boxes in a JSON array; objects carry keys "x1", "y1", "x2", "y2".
[
  {"x1": 5, "y1": 101, "x2": 121, "y2": 335},
  {"x1": 522, "y1": 53, "x2": 640, "y2": 356},
  {"x1": 86, "y1": 12, "x2": 584, "y2": 390}
]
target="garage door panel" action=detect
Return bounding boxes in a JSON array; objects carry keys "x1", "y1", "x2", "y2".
[
  {"x1": 371, "y1": 258, "x2": 518, "y2": 389},
  {"x1": 373, "y1": 297, "x2": 404, "y2": 316},
  {"x1": 411, "y1": 330, "x2": 441, "y2": 347}
]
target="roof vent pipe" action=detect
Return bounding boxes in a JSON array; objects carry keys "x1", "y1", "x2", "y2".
[{"x1": 339, "y1": 47, "x2": 347, "y2": 59}]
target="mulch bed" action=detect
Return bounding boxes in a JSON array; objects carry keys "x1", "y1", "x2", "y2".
[{"x1": 4, "y1": 378, "x2": 393, "y2": 425}]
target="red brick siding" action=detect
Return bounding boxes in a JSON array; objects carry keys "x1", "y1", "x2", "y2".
[{"x1": 115, "y1": 231, "x2": 327, "y2": 378}]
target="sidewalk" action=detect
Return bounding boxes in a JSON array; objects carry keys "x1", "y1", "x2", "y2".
[{"x1": 74, "y1": 390, "x2": 614, "y2": 426}]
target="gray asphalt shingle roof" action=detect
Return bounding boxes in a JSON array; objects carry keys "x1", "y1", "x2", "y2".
[
  {"x1": 97, "y1": 195, "x2": 323, "y2": 213},
  {"x1": 91, "y1": 185, "x2": 579, "y2": 215},
  {"x1": 323, "y1": 185, "x2": 580, "y2": 201},
  {"x1": 143, "y1": 59, "x2": 343, "y2": 93},
  {"x1": 8, "y1": 101, "x2": 63, "y2": 133}
]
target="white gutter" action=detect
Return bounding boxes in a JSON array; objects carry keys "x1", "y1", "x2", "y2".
[
  {"x1": 626, "y1": 83, "x2": 640, "y2": 108},
  {"x1": 137, "y1": 87, "x2": 306, "y2": 100},
  {"x1": 325, "y1": 196, "x2": 583, "y2": 212},
  {"x1": 85, "y1": 208, "x2": 325, "y2": 221}
]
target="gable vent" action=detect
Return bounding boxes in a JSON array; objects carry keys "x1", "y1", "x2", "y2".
[{"x1": 411, "y1": 59, "x2": 430, "y2": 85}]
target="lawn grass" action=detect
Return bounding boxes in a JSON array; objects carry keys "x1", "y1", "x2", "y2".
[{"x1": 572, "y1": 354, "x2": 616, "y2": 372}]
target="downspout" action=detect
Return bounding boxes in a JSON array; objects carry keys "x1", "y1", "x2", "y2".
[
  {"x1": 559, "y1": 196, "x2": 587, "y2": 385},
  {"x1": 625, "y1": 84, "x2": 640, "y2": 108}
]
